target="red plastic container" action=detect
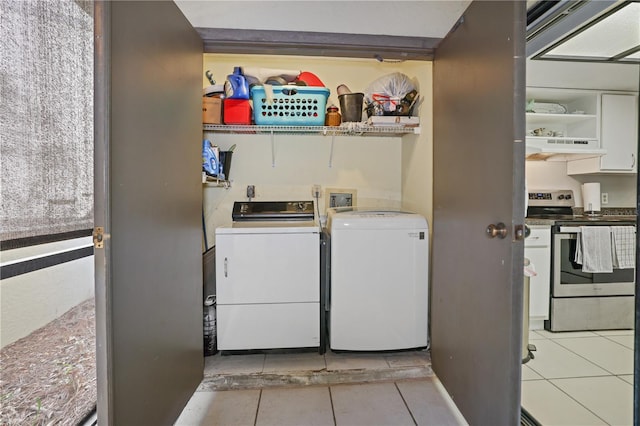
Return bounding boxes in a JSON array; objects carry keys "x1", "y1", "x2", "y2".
[
  {"x1": 223, "y1": 99, "x2": 252, "y2": 124},
  {"x1": 296, "y1": 71, "x2": 325, "y2": 87}
]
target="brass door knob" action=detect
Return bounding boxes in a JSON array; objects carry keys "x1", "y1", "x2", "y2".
[{"x1": 486, "y1": 223, "x2": 508, "y2": 239}]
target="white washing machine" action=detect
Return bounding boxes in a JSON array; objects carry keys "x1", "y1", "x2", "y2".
[{"x1": 328, "y1": 209, "x2": 429, "y2": 351}]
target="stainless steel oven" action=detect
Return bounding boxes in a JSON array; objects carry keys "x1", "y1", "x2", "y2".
[
  {"x1": 553, "y1": 225, "x2": 635, "y2": 297},
  {"x1": 547, "y1": 223, "x2": 636, "y2": 332},
  {"x1": 527, "y1": 189, "x2": 636, "y2": 332}
]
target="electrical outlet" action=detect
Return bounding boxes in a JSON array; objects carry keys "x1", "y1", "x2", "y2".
[
  {"x1": 247, "y1": 185, "x2": 255, "y2": 199},
  {"x1": 312, "y1": 184, "x2": 321, "y2": 198},
  {"x1": 601, "y1": 192, "x2": 609, "y2": 204}
]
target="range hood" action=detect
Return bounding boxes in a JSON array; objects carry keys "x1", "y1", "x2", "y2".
[{"x1": 526, "y1": 137, "x2": 607, "y2": 161}]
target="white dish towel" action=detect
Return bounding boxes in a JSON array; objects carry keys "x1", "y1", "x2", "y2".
[
  {"x1": 574, "y1": 226, "x2": 613, "y2": 273},
  {"x1": 611, "y1": 226, "x2": 636, "y2": 269}
]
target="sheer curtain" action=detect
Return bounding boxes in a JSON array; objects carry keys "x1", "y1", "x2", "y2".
[{"x1": 1, "y1": 0, "x2": 94, "y2": 243}]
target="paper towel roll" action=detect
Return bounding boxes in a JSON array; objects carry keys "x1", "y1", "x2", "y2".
[{"x1": 582, "y1": 182, "x2": 601, "y2": 213}]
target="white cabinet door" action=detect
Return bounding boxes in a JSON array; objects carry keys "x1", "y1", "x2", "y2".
[
  {"x1": 216, "y1": 232, "x2": 320, "y2": 304},
  {"x1": 525, "y1": 227, "x2": 551, "y2": 321},
  {"x1": 600, "y1": 93, "x2": 638, "y2": 172}
]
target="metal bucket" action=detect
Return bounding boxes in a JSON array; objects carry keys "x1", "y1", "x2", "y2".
[
  {"x1": 219, "y1": 151, "x2": 233, "y2": 181},
  {"x1": 339, "y1": 93, "x2": 364, "y2": 122}
]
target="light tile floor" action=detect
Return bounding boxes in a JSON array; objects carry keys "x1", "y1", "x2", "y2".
[
  {"x1": 175, "y1": 350, "x2": 468, "y2": 425},
  {"x1": 521, "y1": 329, "x2": 634, "y2": 426},
  {"x1": 176, "y1": 328, "x2": 636, "y2": 426}
]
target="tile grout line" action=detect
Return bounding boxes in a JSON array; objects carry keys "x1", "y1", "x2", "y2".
[
  {"x1": 544, "y1": 378, "x2": 611, "y2": 425},
  {"x1": 557, "y1": 337, "x2": 631, "y2": 376},
  {"x1": 539, "y1": 333, "x2": 597, "y2": 339},
  {"x1": 384, "y1": 355, "x2": 392, "y2": 369},
  {"x1": 599, "y1": 334, "x2": 634, "y2": 351},
  {"x1": 593, "y1": 330, "x2": 634, "y2": 338},
  {"x1": 528, "y1": 330, "x2": 550, "y2": 340},
  {"x1": 253, "y1": 389, "x2": 262, "y2": 426},
  {"x1": 328, "y1": 386, "x2": 337, "y2": 426},
  {"x1": 527, "y1": 372, "x2": 614, "y2": 381},
  {"x1": 538, "y1": 338, "x2": 621, "y2": 377},
  {"x1": 613, "y1": 374, "x2": 635, "y2": 386},
  {"x1": 394, "y1": 382, "x2": 418, "y2": 426}
]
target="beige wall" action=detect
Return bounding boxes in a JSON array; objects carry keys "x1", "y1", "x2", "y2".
[
  {"x1": 0, "y1": 237, "x2": 95, "y2": 348},
  {"x1": 398, "y1": 61, "x2": 433, "y2": 225},
  {"x1": 202, "y1": 54, "x2": 433, "y2": 245},
  {"x1": 526, "y1": 161, "x2": 636, "y2": 208}
]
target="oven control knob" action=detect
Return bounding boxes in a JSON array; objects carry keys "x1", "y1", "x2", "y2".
[
  {"x1": 558, "y1": 194, "x2": 565, "y2": 200},
  {"x1": 566, "y1": 194, "x2": 572, "y2": 200}
]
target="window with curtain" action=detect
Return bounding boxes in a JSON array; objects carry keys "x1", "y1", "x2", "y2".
[{"x1": 1, "y1": 0, "x2": 94, "y2": 244}]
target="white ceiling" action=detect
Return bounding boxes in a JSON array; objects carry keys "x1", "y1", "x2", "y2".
[
  {"x1": 174, "y1": 0, "x2": 471, "y2": 39},
  {"x1": 174, "y1": 0, "x2": 639, "y2": 88}
]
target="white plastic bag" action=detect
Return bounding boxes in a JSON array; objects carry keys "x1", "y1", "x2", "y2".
[{"x1": 365, "y1": 73, "x2": 417, "y2": 116}]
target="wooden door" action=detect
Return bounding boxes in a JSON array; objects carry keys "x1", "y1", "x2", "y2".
[
  {"x1": 431, "y1": 1, "x2": 526, "y2": 424},
  {"x1": 93, "y1": 1, "x2": 204, "y2": 424}
]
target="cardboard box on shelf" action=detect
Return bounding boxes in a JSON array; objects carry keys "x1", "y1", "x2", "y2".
[{"x1": 202, "y1": 96, "x2": 222, "y2": 124}]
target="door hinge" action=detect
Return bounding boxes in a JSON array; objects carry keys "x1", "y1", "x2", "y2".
[{"x1": 93, "y1": 227, "x2": 104, "y2": 248}]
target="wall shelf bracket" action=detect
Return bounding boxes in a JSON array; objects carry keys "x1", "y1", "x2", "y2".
[
  {"x1": 270, "y1": 130, "x2": 275, "y2": 168},
  {"x1": 329, "y1": 134, "x2": 335, "y2": 168}
]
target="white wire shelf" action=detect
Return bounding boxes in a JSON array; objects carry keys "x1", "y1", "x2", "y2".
[
  {"x1": 202, "y1": 173, "x2": 231, "y2": 188},
  {"x1": 202, "y1": 124, "x2": 420, "y2": 136}
]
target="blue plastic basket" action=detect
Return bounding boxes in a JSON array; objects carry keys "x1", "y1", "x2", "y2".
[{"x1": 251, "y1": 85, "x2": 330, "y2": 126}]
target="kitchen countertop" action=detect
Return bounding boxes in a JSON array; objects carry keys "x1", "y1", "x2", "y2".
[
  {"x1": 525, "y1": 207, "x2": 637, "y2": 227},
  {"x1": 525, "y1": 218, "x2": 556, "y2": 226},
  {"x1": 525, "y1": 215, "x2": 637, "y2": 227}
]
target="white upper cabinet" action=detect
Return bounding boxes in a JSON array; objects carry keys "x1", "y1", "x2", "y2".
[
  {"x1": 525, "y1": 88, "x2": 604, "y2": 160},
  {"x1": 567, "y1": 93, "x2": 639, "y2": 174},
  {"x1": 526, "y1": 87, "x2": 598, "y2": 141},
  {"x1": 600, "y1": 94, "x2": 638, "y2": 171}
]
